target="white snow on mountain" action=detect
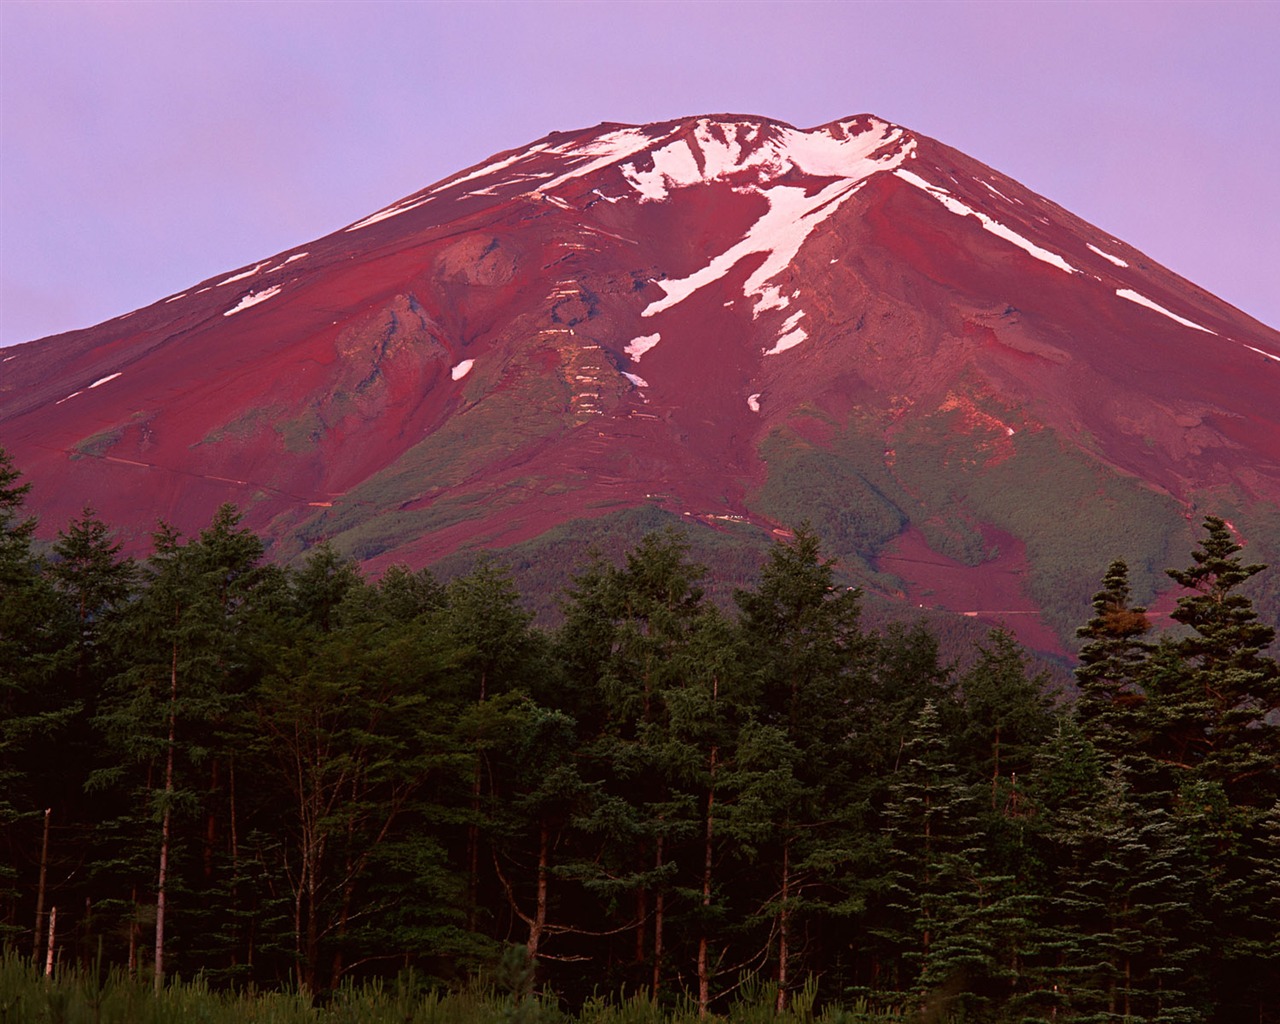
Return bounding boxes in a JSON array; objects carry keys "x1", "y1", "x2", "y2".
[
  {"x1": 1116, "y1": 289, "x2": 1214, "y2": 334},
  {"x1": 223, "y1": 285, "x2": 282, "y2": 317},
  {"x1": 625, "y1": 334, "x2": 662, "y2": 360},
  {"x1": 894, "y1": 169, "x2": 1079, "y2": 275},
  {"x1": 1087, "y1": 243, "x2": 1128, "y2": 268}
]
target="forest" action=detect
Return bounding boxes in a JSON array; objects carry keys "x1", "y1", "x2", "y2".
[{"x1": 1, "y1": 447, "x2": 1278, "y2": 1024}]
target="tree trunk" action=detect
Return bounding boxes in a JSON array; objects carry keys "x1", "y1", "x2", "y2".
[
  {"x1": 128, "y1": 885, "x2": 139, "y2": 977},
  {"x1": 466, "y1": 671, "x2": 487, "y2": 932},
  {"x1": 44, "y1": 906, "x2": 56, "y2": 976},
  {"x1": 652, "y1": 831, "x2": 665, "y2": 999},
  {"x1": 32, "y1": 807, "x2": 50, "y2": 961},
  {"x1": 698, "y1": 745, "x2": 718, "y2": 1019},
  {"x1": 776, "y1": 835, "x2": 791, "y2": 1013},
  {"x1": 204, "y1": 759, "x2": 219, "y2": 880},
  {"x1": 528, "y1": 820, "x2": 550, "y2": 966},
  {"x1": 155, "y1": 637, "x2": 178, "y2": 991}
]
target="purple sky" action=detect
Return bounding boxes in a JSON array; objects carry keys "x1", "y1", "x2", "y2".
[{"x1": 2, "y1": 1, "x2": 1277, "y2": 347}]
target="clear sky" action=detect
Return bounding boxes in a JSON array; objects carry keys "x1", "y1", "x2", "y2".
[{"x1": 2, "y1": 0, "x2": 1277, "y2": 347}]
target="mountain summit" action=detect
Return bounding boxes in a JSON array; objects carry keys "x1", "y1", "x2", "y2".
[{"x1": 4, "y1": 113, "x2": 1279, "y2": 650}]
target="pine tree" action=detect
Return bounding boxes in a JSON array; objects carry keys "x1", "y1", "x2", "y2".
[
  {"x1": 878, "y1": 700, "x2": 996, "y2": 1015},
  {"x1": 732, "y1": 525, "x2": 875, "y2": 1008},
  {"x1": 95, "y1": 505, "x2": 273, "y2": 987},
  {"x1": 957, "y1": 629, "x2": 1056, "y2": 820},
  {"x1": 0, "y1": 450, "x2": 67, "y2": 950},
  {"x1": 1037, "y1": 760, "x2": 1208, "y2": 1022},
  {"x1": 1162, "y1": 514, "x2": 1280, "y2": 804},
  {"x1": 1075, "y1": 559, "x2": 1153, "y2": 760}
]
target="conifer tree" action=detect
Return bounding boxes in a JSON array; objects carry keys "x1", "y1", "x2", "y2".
[
  {"x1": 1036, "y1": 760, "x2": 1208, "y2": 1022},
  {"x1": 733, "y1": 525, "x2": 875, "y2": 1007},
  {"x1": 957, "y1": 629, "x2": 1055, "y2": 819},
  {"x1": 96, "y1": 505, "x2": 272, "y2": 987},
  {"x1": 1074, "y1": 558, "x2": 1153, "y2": 759},
  {"x1": 1160, "y1": 515, "x2": 1280, "y2": 804},
  {"x1": 878, "y1": 700, "x2": 989, "y2": 1012}
]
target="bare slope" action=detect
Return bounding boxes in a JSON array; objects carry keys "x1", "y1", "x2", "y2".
[{"x1": 4, "y1": 113, "x2": 1279, "y2": 651}]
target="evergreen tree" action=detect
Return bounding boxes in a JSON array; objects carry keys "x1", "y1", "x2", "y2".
[
  {"x1": 878, "y1": 700, "x2": 991, "y2": 1013},
  {"x1": 1075, "y1": 559, "x2": 1153, "y2": 759},
  {"x1": 957, "y1": 629, "x2": 1056, "y2": 820},
  {"x1": 94, "y1": 506, "x2": 273, "y2": 987},
  {"x1": 1160, "y1": 515, "x2": 1280, "y2": 804},
  {"x1": 0, "y1": 449, "x2": 67, "y2": 950},
  {"x1": 1034, "y1": 755, "x2": 1208, "y2": 1023},
  {"x1": 733, "y1": 525, "x2": 875, "y2": 1007}
]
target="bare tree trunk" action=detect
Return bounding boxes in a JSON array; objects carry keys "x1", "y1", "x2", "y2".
[
  {"x1": 776, "y1": 836, "x2": 791, "y2": 1013},
  {"x1": 155, "y1": 638, "x2": 179, "y2": 991},
  {"x1": 32, "y1": 807, "x2": 50, "y2": 961},
  {"x1": 128, "y1": 885, "x2": 139, "y2": 977},
  {"x1": 467, "y1": 763, "x2": 482, "y2": 931},
  {"x1": 635, "y1": 885, "x2": 646, "y2": 966},
  {"x1": 698, "y1": 746, "x2": 717, "y2": 1019},
  {"x1": 467, "y1": 671, "x2": 487, "y2": 932},
  {"x1": 528, "y1": 820, "x2": 550, "y2": 965},
  {"x1": 228, "y1": 756, "x2": 241, "y2": 970},
  {"x1": 44, "y1": 906, "x2": 56, "y2": 976},
  {"x1": 652, "y1": 833, "x2": 665, "y2": 999}
]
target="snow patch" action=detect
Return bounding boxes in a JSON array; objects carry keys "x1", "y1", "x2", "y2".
[
  {"x1": 624, "y1": 333, "x2": 661, "y2": 360},
  {"x1": 894, "y1": 169, "x2": 1079, "y2": 274},
  {"x1": 55, "y1": 390, "x2": 84, "y2": 405},
  {"x1": 623, "y1": 372, "x2": 649, "y2": 388},
  {"x1": 643, "y1": 177, "x2": 872, "y2": 319},
  {"x1": 218, "y1": 262, "x2": 270, "y2": 286},
  {"x1": 451, "y1": 359, "x2": 475, "y2": 380},
  {"x1": 764, "y1": 326, "x2": 807, "y2": 356},
  {"x1": 1115, "y1": 289, "x2": 1214, "y2": 334},
  {"x1": 89, "y1": 372, "x2": 121, "y2": 389},
  {"x1": 622, "y1": 116, "x2": 907, "y2": 204},
  {"x1": 1087, "y1": 243, "x2": 1128, "y2": 267},
  {"x1": 980, "y1": 180, "x2": 1017, "y2": 205},
  {"x1": 747, "y1": 393, "x2": 762, "y2": 412},
  {"x1": 1243, "y1": 344, "x2": 1280, "y2": 363},
  {"x1": 223, "y1": 285, "x2": 283, "y2": 317},
  {"x1": 164, "y1": 293, "x2": 186, "y2": 303},
  {"x1": 345, "y1": 195, "x2": 434, "y2": 232},
  {"x1": 439, "y1": 142, "x2": 551, "y2": 193},
  {"x1": 532, "y1": 128, "x2": 655, "y2": 194}
]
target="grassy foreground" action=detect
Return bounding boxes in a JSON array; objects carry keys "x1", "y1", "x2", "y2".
[{"x1": 0, "y1": 952, "x2": 908, "y2": 1024}]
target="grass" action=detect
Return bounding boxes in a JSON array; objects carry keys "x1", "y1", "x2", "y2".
[{"x1": 0, "y1": 952, "x2": 911, "y2": 1024}]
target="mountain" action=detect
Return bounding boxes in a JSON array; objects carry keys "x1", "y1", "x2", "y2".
[{"x1": 4, "y1": 113, "x2": 1280, "y2": 653}]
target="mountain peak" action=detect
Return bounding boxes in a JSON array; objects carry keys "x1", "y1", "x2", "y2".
[{"x1": 2, "y1": 112, "x2": 1278, "y2": 653}]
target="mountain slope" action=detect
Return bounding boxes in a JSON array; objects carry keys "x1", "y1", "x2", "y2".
[{"x1": 4, "y1": 113, "x2": 1279, "y2": 651}]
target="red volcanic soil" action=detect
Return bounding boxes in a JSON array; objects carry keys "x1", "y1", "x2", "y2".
[
  {"x1": 877, "y1": 525, "x2": 1067, "y2": 657},
  {"x1": 4, "y1": 112, "x2": 1280, "y2": 655}
]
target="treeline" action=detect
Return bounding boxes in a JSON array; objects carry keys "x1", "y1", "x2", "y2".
[{"x1": 1, "y1": 449, "x2": 1278, "y2": 1024}]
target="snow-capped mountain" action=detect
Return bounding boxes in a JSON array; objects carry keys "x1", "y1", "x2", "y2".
[{"x1": 4, "y1": 113, "x2": 1279, "y2": 651}]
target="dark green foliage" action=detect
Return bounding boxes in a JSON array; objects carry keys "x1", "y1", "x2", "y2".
[
  {"x1": 1, "y1": 450, "x2": 1278, "y2": 1022},
  {"x1": 1162, "y1": 515, "x2": 1280, "y2": 801},
  {"x1": 888, "y1": 416, "x2": 1187, "y2": 642},
  {"x1": 1074, "y1": 559, "x2": 1153, "y2": 760},
  {"x1": 752, "y1": 433, "x2": 907, "y2": 567}
]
